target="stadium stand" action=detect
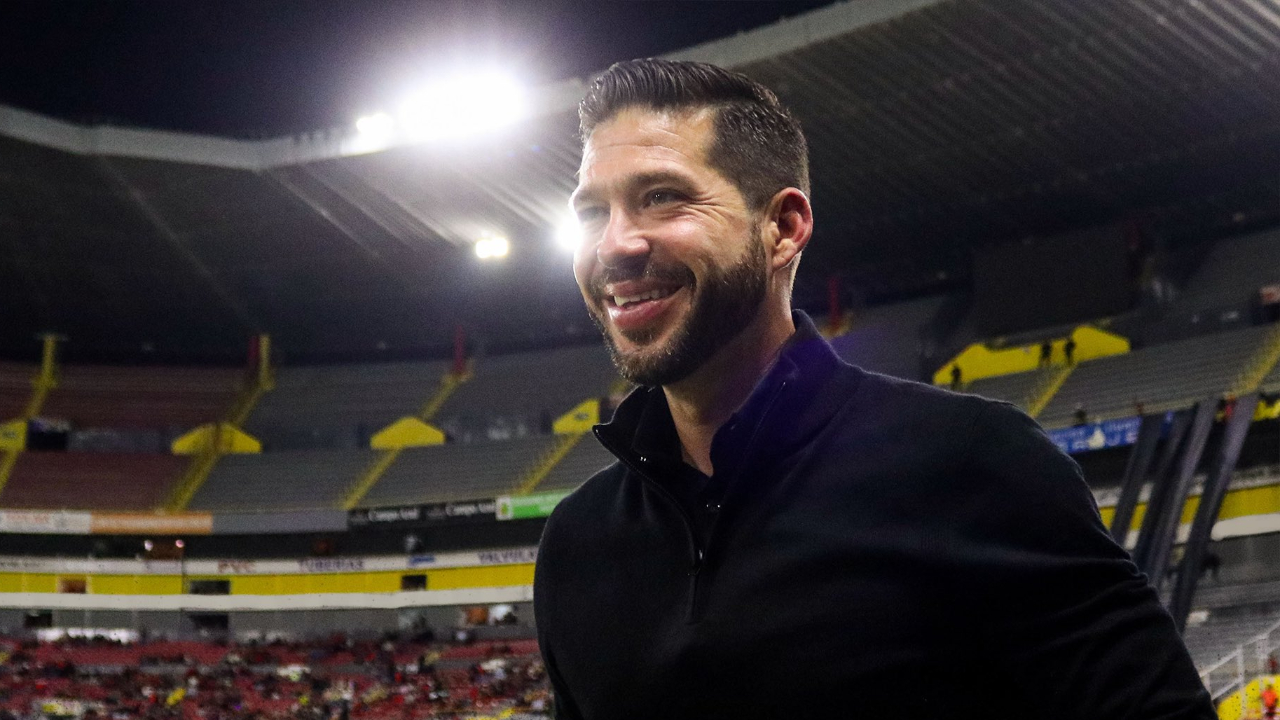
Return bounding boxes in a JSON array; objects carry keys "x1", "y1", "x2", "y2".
[
  {"x1": 538, "y1": 435, "x2": 617, "y2": 492},
  {"x1": 1037, "y1": 324, "x2": 1275, "y2": 428},
  {"x1": 245, "y1": 360, "x2": 450, "y2": 450},
  {"x1": 827, "y1": 295, "x2": 950, "y2": 379},
  {"x1": 432, "y1": 346, "x2": 616, "y2": 443},
  {"x1": 0, "y1": 633, "x2": 550, "y2": 719},
  {"x1": 359, "y1": 437, "x2": 557, "y2": 507},
  {"x1": 187, "y1": 449, "x2": 381, "y2": 512},
  {"x1": 1175, "y1": 229, "x2": 1280, "y2": 312},
  {"x1": 38, "y1": 364, "x2": 240, "y2": 432},
  {"x1": 1184, "y1": 609, "x2": 1280, "y2": 672},
  {"x1": 960, "y1": 367, "x2": 1053, "y2": 412},
  {"x1": 0, "y1": 451, "x2": 185, "y2": 510},
  {"x1": 0, "y1": 362, "x2": 33, "y2": 421}
]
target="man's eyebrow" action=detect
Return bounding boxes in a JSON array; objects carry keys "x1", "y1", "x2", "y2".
[{"x1": 572, "y1": 170, "x2": 696, "y2": 207}]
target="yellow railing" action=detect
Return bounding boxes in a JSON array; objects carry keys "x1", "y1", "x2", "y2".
[
  {"x1": 341, "y1": 367, "x2": 470, "y2": 510},
  {"x1": 0, "y1": 334, "x2": 61, "y2": 499},
  {"x1": 1232, "y1": 323, "x2": 1280, "y2": 396},
  {"x1": 1025, "y1": 365, "x2": 1074, "y2": 419},
  {"x1": 163, "y1": 334, "x2": 273, "y2": 512},
  {"x1": 512, "y1": 432, "x2": 586, "y2": 497}
]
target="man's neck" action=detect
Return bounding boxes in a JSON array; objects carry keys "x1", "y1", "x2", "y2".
[{"x1": 663, "y1": 305, "x2": 796, "y2": 476}]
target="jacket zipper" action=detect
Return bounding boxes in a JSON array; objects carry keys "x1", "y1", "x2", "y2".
[
  {"x1": 594, "y1": 429, "x2": 705, "y2": 622},
  {"x1": 634, "y1": 459, "x2": 705, "y2": 623}
]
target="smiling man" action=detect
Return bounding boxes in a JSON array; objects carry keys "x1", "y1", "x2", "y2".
[{"x1": 533, "y1": 59, "x2": 1214, "y2": 720}]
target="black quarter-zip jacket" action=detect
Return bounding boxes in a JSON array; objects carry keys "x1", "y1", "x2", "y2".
[{"x1": 534, "y1": 312, "x2": 1214, "y2": 720}]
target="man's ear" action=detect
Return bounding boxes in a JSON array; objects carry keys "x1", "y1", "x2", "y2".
[{"x1": 763, "y1": 188, "x2": 813, "y2": 272}]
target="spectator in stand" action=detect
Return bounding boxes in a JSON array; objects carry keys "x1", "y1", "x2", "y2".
[{"x1": 1073, "y1": 403, "x2": 1089, "y2": 426}]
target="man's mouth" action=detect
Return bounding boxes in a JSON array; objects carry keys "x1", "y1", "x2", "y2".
[
  {"x1": 608, "y1": 286, "x2": 678, "y2": 308},
  {"x1": 601, "y1": 284, "x2": 687, "y2": 334}
]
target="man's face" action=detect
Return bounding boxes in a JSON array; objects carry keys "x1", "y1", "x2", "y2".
[{"x1": 571, "y1": 107, "x2": 769, "y2": 386}]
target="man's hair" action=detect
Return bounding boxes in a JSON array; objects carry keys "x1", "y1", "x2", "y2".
[{"x1": 579, "y1": 58, "x2": 809, "y2": 211}]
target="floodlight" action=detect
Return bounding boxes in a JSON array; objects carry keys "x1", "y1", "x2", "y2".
[
  {"x1": 400, "y1": 71, "x2": 527, "y2": 142},
  {"x1": 555, "y1": 213, "x2": 582, "y2": 252},
  {"x1": 356, "y1": 112, "x2": 394, "y2": 136},
  {"x1": 475, "y1": 236, "x2": 510, "y2": 259},
  {"x1": 352, "y1": 112, "x2": 396, "y2": 152}
]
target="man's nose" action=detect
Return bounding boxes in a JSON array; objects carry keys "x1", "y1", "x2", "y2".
[{"x1": 596, "y1": 210, "x2": 651, "y2": 269}]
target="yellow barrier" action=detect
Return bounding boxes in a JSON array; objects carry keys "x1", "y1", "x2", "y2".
[
  {"x1": 0, "y1": 564, "x2": 535, "y2": 596},
  {"x1": 1098, "y1": 481, "x2": 1280, "y2": 532},
  {"x1": 552, "y1": 399, "x2": 600, "y2": 434},
  {"x1": 934, "y1": 325, "x2": 1129, "y2": 385},
  {"x1": 343, "y1": 369, "x2": 470, "y2": 509},
  {"x1": 171, "y1": 423, "x2": 262, "y2": 455},
  {"x1": 370, "y1": 417, "x2": 446, "y2": 450}
]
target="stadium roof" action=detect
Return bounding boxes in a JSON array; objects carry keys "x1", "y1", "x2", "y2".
[{"x1": 2, "y1": 0, "x2": 1280, "y2": 363}]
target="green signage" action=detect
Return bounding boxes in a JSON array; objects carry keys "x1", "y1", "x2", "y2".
[{"x1": 496, "y1": 491, "x2": 571, "y2": 521}]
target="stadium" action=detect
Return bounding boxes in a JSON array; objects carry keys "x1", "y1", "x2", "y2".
[{"x1": 1, "y1": 0, "x2": 1280, "y2": 717}]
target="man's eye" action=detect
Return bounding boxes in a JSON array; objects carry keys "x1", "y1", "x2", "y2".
[{"x1": 647, "y1": 190, "x2": 682, "y2": 206}]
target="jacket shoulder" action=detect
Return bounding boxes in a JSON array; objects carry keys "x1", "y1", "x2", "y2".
[
  {"x1": 844, "y1": 366, "x2": 1011, "y2": 435},
  {"x1": 538, "y1": 455, "x2": 626, "y2": 548}
]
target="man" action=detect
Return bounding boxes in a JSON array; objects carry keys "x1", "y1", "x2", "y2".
[{"x1": 534, "y1": 58, "x2": 1214, "y2": 719}]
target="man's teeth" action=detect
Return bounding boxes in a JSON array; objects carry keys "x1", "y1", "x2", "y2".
[{"x1": 612, "y1": 288, "x2": 675, "y2": 308}]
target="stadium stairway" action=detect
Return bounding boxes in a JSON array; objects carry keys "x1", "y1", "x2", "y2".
[
  {"x1": 163, "y1": 334, "x2": 273, "y2": 512},
  {"x1": 341, "y1": 367, "x2": 470, "y2": 510},
  {"x1": 1231, "y1": 321, "x2": 1280, "y2": 398},
  {"x1": 1026, "y1": 365, "x2": 1074, "y2": 419},
  {"x1": 511, "y1": 398, "x2": 603, "y2": 496},
  {"x1": 0, "y1": 335, "x2": 59, "y2": 498}
]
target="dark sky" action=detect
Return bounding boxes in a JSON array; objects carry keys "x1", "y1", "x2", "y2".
[{"x1": 0, "y1": 0, "x2": 835, "y2": 139}]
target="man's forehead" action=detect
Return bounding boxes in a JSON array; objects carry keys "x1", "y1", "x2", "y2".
[{"x1": 576, "y1": 107, "x2": 715, "y2": 186}]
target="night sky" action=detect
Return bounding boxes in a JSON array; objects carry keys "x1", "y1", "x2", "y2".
[{"x1": 0, "y1": 0, "x2": 836, "y2": 139}]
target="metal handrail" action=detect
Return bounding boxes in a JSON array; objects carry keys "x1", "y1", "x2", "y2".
[{"x1": 1197, "y1": 617, "x2": 1280, "y2": 714}]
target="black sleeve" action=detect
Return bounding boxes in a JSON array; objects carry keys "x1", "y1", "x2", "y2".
[
  {"x1": 952, "y1": 401, "x2": 1215, "y2": 719},
  {"x1": 535, "y1": 512, "x2": 587, "y2": 720}
]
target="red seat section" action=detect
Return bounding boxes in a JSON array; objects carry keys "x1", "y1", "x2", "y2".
[
  {"x1": 0, "y1": 452, "x2": 186, "y2": 510},
  {"x1": 0, "y1": 362, "x2": 35, "y2": 421},
  {"x1": 39, "y1": 365, "x2": 241, "y2": 430}
]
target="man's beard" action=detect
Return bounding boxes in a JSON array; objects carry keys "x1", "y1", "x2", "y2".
[{"x1": 588, "y1": 231, "x2": 769, "y2": 387}]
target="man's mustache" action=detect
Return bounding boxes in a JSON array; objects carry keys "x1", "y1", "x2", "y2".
[{"x1": 589, "y1": 263, "x2": 695, "y2": 298}]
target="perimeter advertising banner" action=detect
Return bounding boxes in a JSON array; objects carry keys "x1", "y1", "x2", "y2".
[
  {"x1": 0, "y1": 547, "x2": 539, "y2": 576},
  {"x1": 347, "y1": 498, "x2": 498, "y2": 528},
  {"x1": 495, "y1": 491, "x2": 571, "y2": 521},
  {"x1": 0, "y1": 510, "x2": 92, "y2": 535},
  {"x1": 1046, "y1": 416, "x2": 1142, "y2": 455}
]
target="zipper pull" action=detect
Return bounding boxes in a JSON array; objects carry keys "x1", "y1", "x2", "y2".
[{"x1": 688, "y1": 548, "x2": 704, "y2": 576}]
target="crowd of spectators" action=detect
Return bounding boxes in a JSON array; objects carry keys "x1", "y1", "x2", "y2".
[{"x1": 0, "y1": 631, "x2": 548, "y2": 720}]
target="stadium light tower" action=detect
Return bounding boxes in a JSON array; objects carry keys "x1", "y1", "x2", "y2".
[
  {"x1": 475, "y1": 235, "x2": 510, "y2": 260},
  {"x1": 352, "y1": 112, "x2": 396, "y2": 153},
  {"x1": 399, "y1": 71, "x2": 527, "y2": 142}
]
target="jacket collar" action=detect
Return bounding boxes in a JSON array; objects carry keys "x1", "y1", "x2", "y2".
[{"x1": 595, "y1": 311, "x2": 862, "y2": 479}]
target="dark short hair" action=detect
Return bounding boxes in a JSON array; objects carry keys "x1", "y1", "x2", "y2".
[{"x1": 579, "y1": 58, "x2": 809, "y2": 211}]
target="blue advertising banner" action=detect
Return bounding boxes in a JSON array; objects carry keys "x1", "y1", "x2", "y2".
[{"x1": 1048, "y1": 416, "x2": 1143, "y2": 455}]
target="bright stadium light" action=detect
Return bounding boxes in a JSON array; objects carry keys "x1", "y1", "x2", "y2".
[
  {"x1": 555, "y1": 213, "x2": 582, "y2": 252},
  {"x1": 400, "y1": 71, "x2": 527, "y2": 142},
  {"x1": 475, "y1": 235, "x2": 510, "y2": 260},
  {"x1": 352, "y1": 112, "x2": 396, "y2": 152}
]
